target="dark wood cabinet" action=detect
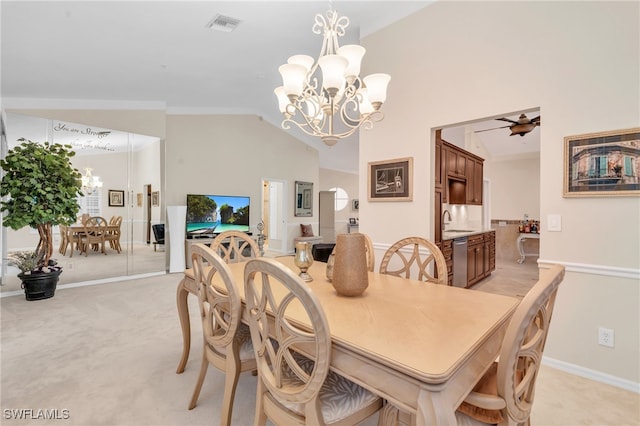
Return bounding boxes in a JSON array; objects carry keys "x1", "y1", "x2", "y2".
[
  {"x1": 438, "y1": 239, "x2": 453, "y2": 285},
  {"x1": 466, "y1": 157, "x2": 483, "y2": 205},
  {"x1": 466, "y1": 234, "x2": 485, "y2": 287}
]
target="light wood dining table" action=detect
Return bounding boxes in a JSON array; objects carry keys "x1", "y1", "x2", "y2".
[{"x1": 176, "y1": 256, "x2": 519, "y2": 425}]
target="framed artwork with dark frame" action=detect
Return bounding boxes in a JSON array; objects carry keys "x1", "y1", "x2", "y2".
[
  {"x1": 108, "y1": 190, "x2": 125, "y2": 207},
  {"x1": 368, "y1": 157, "x2": 413, "y2": 201},
  {"x1": 152, "y1": 191, "x2": 160, "y2": 206},
  {"x1": 564, "y1": 127, "x2": 640, "y2": 197},
  {"x1": 295, "y1": 181, "x2": 313, "y2": 217},
  {"x1": 352, "y1": 199, "x2": 359, "y2": 210}
]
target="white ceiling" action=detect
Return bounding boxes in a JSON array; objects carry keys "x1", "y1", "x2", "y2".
[{"x1": 1, "y1": 1, "x2": 538, "y2": 170}]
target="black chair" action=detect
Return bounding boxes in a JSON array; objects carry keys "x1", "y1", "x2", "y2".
[{"x1": 152, "y1": 224, "x2": 165, "y2": 251}]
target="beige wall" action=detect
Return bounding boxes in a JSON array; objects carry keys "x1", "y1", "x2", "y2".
[
  {"x1": 164, "y1": 114, "x2": 320, "y2": 252},
  {"x1": 487, "y1": 155, "x2": 540, "y2": 222},
  {"x1": 360, "y1": 1, "x2": 639, "y2": 385}
]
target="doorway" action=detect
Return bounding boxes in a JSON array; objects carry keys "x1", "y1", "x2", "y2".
[
  {"x1": 261, "y1": 178, "x2": 287, "y2": 254},
  {"x1": 440, "y1": 108, "x2": 541, "y2": 263}
]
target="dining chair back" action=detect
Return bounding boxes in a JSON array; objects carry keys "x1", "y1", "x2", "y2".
[
  {"x1": 105, "y1": 216, "x2": 123, "y2": 253},
  {"x1": 187, "y1": 243, "x2": 256, "y2": 426},
  {"x1": 363, "y1": 233, "x2": 375, "y2": 272},
  {"x1": 455, "y1": 264, "x2": 566, "y2": 425},
  {"x1": 210, "y1": 230, "x2": 259, "y2": 263},
  {"x1": 379, "y1": 236, "x2": 448, "y2": 284},
  {"x1": 80, "y1": 216, "x2": 108, "y2": 256},
  {"x1": 244, "y1": 257, "x2": 382, "y2": 426}
]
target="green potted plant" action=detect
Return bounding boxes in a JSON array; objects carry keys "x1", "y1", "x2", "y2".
[{"x1": 1, "y1": 138, "x2": 82, "y2": 300}]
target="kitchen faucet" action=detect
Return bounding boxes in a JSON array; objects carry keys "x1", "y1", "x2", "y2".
[{"x1": 442, "y1": 209, "x2": 452, "y2": 233}]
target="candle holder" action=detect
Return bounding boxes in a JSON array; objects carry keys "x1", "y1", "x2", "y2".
[{"x1": 294, "y1": 241, "x2": 314, "y2": 282}]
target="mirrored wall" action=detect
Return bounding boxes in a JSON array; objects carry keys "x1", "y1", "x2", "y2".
[{"x1": 1, "y1": 112, "x2": 165, "y2": 293}]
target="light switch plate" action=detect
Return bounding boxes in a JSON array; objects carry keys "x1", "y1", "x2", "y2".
[{"x1": 548, "y1": 214, "x2": 562, "y2": 232}]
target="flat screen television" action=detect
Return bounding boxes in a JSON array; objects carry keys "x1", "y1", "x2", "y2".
[{"x1": 186, "y1": 194, "x2": 250, "y2": 238}]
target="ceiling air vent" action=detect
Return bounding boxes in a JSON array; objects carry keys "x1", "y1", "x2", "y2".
[{"x1": 206, "y1": 14, "x2": 241, "y2": 32}]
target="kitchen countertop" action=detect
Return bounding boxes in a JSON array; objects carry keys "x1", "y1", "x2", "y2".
[{"x1": 442, "y1": 228, "x2": 495, "y2": 241}]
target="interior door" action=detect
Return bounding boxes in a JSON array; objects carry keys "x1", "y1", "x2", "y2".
[{"x1": 262, "y1": 179, "x2": 286, "y2": 254}]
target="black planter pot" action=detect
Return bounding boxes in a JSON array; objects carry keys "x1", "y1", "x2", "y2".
[{"x1": 18, "y1": 270, "x2": 62, "y2": 301}]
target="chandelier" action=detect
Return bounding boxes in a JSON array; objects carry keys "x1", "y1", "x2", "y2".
[
  {"x1": 274, "y1": 8, "x2": 391, "y2": 147},
  {"x1": 81, "y1": 167, "x2": 103, "y2": 195}
]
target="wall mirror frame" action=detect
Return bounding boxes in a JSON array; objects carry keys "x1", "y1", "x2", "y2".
[{"x1": 294, "y1": 181, "x2": 313, "y2": 217}]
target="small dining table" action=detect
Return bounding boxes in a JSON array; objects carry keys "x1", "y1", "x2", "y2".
[{"x1": 176, "y1": 256, "x2": 519, "y2": 425}]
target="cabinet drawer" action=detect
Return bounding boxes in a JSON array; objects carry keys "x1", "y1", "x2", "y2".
[{"x1": 468, "y1": 234, "x2": 484, "y2": 245}]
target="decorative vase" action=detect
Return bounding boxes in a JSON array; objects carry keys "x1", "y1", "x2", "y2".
[
  {"x1": 294, "y1": 241, "x2": 314, "y2": 282},
  {"x1": 331, "y1": 233, "x2": 369, "y2": 297},
  {"x1": 19, "y1": 270, "x2": 62, "y2": 301}
]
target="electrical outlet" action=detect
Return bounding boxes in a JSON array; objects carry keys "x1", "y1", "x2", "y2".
[{"x1": 598, "y1": 327, "x2": 614, "y2": 348}]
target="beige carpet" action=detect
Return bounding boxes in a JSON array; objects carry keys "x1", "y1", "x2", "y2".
[
  {"x1": 1, "y1": 243, "x2": 166, "y2": 294},
  {"x1": 1, "y1": 260, "x2": 638, "y2": 426}
]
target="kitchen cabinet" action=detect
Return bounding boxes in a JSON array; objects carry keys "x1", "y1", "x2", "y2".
[
  {"x1": 466, "y1": 157, "x2": 483, "y2": 205},
  {"x1": 438, "y1": 239, "x2": 453, "y2": 285},
  {"x1": 466, "y1": 234, "x2": 485, "y2": 287}
]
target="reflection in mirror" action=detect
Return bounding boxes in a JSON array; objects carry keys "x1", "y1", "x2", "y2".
[
  {"x1": 1, "y1": 112, "x2": 164, "y2": 294},
  {"x1": 294, "y1": 181, "x2": 313, "y2": 217}
]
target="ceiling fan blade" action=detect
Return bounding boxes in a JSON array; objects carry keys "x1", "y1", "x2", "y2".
[
  {"x1": 474, "y1": 125, "x2": 512, "y2": 133},
  {"x1": 530, "y1": 115, "x2": 541, "y2": 124},
  {"x1": 495, "y1": 117, "x2": 519, "y2": 124}
]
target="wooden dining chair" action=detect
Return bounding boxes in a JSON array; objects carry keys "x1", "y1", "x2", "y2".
[
  {"x1": 176, "y1": 231, "x2": 260, "y2": 375},
  {"x1": 59, "y1": 225, "x2": 81, "y2": 257},
  {"x1": 454, "y1": 264, "x2": 565, "y2": 425},
  {"x1": 187, "y1": 243, "x2": 257, "y2": 426},
  {"x1": 363, "y1": 232, "x2": 375, "y2": 272},
  {"x1": 209, "y1": 230, "x2": 259, "y2": 263},
  {"x1": 105, "y1": 215, "x2": 123, "y2": 253},
  {"x1": 79, "y1": 216, "x2": 108, "y2": 256},
  {"x1": 379, "y1": 236, "x2": 448, "y2": 284},
  {"x1": 382, "y1": 264, "x2": 566, "y2": 426},
  {"x1": 244, "y1": 257, "x2": 383, "y2": 426}
]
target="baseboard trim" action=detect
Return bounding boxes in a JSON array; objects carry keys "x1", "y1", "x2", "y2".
[
  {"x1": 538, "y1": 258, "x2": 639, "y2": 280},
  {"x1": 543, "y1": 356, "x2": 640, "y2": 394},
  {"x1": 0, "y1": 271, "x2": 167, "y2": 298}
]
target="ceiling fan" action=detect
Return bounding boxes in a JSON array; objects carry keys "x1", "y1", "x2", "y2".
[{"x1": 475, "y1": 113, "x2": 541, "y2": 137}]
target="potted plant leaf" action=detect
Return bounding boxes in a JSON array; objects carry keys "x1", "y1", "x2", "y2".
[{"x1": 1, "y1": 138, "x2": 82, "y2": 300}]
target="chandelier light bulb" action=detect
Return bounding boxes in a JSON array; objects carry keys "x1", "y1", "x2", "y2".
[
  {"x1": 279, "y1": 63, "x2": 308, "y2": 99},
  {"x1": 337, "y1": 44, "x2": 366, "y2": 80},
  {"x1": 363, "y1": 73, "x2": 391, "y2": 107},
  {"x1": 274, "y1": 8, "x2": 390, "y2": 146}
]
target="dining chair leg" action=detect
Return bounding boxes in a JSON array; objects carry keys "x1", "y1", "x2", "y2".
[
  {"x1": 220, "y1": 353, "x2": 242, "y2": 426},
  {"x1": 253, "y1": 378, "x2": 268, "y2": 426},
  {"x1": 176, "y1": 279, "x2": 192, "y2": 374},
  {"x1": 188, "y1": 347, "x2": 209, "y2": 410}
]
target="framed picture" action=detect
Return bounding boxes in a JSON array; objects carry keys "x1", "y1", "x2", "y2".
[
  {"x1": 136, "y1": 193, "x2": 143, "y2": 207},
  {"x1": 108, "y1": 190, "x2": 125, "y2": 207},
  {"x1": 368, "y1": 157, "x2": 413, "y2": 201},
  {"x1": 349, "y1": 217, "x2": 357, "y2": 225},
  {"x1": 152, "y1": 191, "x2": 160, "y2": 206},
  {"x1": 295, "y1": 181, "x2": 313, "y2": 217},
  {"x1": 564, "y1": 127, "x2": 640, "y2": 197},
  {"x1": 352, "y1": 199, "x2": 359, "y2": 210}
]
